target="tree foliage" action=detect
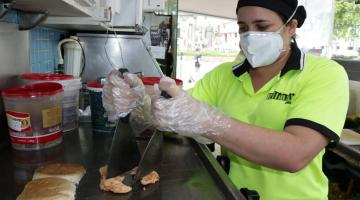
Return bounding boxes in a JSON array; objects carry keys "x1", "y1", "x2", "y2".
[{"x1": 334, "y1": 0, "x2": 360, "y2": 41}]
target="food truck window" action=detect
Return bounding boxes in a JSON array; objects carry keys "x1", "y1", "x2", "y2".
[
  {"x1": 331, "y1": 0, "x2": 360, "y2": 61},
  {"x1": 331, "y1": 0, "x2": 360, "y2": 80},
  {"x1": 176, "y1": 0, "x2": 360, "y2": 84},
  {"x1": 296, "y1": 0, "x2": 335, "y2": 58},
  {"x1": 296, "y1": 0, "x2": 360, "y2": 80}
]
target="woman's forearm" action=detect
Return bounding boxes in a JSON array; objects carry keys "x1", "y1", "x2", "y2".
[{"x1": 207, "y1": 119, "x2": 329, "y2": 172}]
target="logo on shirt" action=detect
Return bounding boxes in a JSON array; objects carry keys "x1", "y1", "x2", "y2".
[{"x1": 266, "y1": 91, "x2": 295, "y2": 104}]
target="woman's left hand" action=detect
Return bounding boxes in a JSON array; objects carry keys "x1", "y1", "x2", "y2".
[{"x1": 151, "y1": 77, "x2": 232, "y2": 141}]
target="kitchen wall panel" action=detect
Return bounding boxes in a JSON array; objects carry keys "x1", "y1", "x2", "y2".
[
  {"x1": 30, "y1": 27, "x2": 66, "y2": 73},
  {"x1": 0, "y1": 22, "x2": 30, "y2": 149},
  {"x1": 1, "y1": 11, "x2": 66, "y2": 73},
  {"x1": 0, "y1": 10, "x2": 17, "y2": 23}
]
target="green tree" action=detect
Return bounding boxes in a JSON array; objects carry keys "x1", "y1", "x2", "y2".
[{"x1": 334, "y1": 0, "x2": 360, "y2": 41}]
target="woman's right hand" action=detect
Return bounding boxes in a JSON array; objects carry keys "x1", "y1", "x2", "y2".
[{"x1": 102, "y1": 70, "x2": 145, "y2": 122}]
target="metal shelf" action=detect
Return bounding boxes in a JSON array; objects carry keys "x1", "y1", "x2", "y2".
[{"x1": 13, "y1": 0, "x2": 94, "y2": 17}]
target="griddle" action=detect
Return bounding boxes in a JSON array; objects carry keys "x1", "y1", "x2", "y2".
[{"x1": 0, "y1": 124, "x2": 245, "y2": 200}]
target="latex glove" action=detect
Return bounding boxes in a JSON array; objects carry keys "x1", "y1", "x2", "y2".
[
  {"x1": 151, "y1": 77, "x2": 232, "y2": 143},
  {"x1": 102, "y1": 70, "x2": 145, "y2": 122}
]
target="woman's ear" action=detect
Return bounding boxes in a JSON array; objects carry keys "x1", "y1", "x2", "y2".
[{"x1": 288, "y1": 19, "x2": 298, "y2": 36}]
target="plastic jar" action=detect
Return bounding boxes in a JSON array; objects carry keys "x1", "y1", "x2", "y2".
[
  {"x1": 86, "y1": 80, "x2": 116, "y2": 133},
  {"x1": 21, "y1": 73, "x2": 82, "y2": 132},
  {"x1": 2, "y1": 82, "x2": 64, "y2": 151}
]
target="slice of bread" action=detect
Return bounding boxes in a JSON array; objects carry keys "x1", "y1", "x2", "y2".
[
  {"x1": 32, "y1": 163, "x2": 86, "y2": 185},
  {"x1": 17, "y1": 177, "x2": 76, "y2": 200}
]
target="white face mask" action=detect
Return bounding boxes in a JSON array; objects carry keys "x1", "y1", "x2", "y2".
[
  {"x1": 239, "y1": 7, "x2": 298, "y2": 68},
  {"x1": 240, "y1": 28, "x2": 285, "y2": 68}
]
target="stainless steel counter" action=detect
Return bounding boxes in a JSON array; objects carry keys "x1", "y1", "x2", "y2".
[
  {"x1": 0, "y1": 123, "x2": 244, "y2": 200},
  {"x1": 328, "y1": 142, "x2": 360, "y2": 168},
  {"x1": 325, "y1": 139, "x2": 360, "y2": 187},
  {"x1": 327, "y1": 128, "x2": 360, "y2": 169}
]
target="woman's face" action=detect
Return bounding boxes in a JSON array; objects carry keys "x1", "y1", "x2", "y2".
[{"x1": 237, "y1": 6, "x2": 296, "y2": 48}]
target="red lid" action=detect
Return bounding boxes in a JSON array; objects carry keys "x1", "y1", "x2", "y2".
[
  {"x1": 87, "y1": 80, "x2": 103, "y2": 88},
  {"x1": 141, "y1": 77, "x2": 183, "y2": 86},
  {"x1": 21, "y1": 73, "x2": 74, "y2": 81},
  {"x1": 2, "y1": 82, "x2": 63, "y2": 98}
]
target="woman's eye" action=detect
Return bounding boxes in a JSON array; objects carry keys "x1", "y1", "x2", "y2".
[
  {"x1": 256, "y1": 25, "x2": 270, "y2": 31},
  {"x1": 239, "y1": 26, "x2": 247, "y2": 33}
]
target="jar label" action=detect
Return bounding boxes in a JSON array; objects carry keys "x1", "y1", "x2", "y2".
[
  {"x1": 42, "y1": 106, "x2": 62, "y2": 128},
  {"x1": 6, "y1": 111, "x2": 32, "y2": 132},
  {"x1": 10, "y1": 130, "x2": 63, "y2": 144}
]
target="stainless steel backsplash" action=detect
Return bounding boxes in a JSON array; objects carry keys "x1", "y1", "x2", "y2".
[
  {"x1": 0, "y1": 22, "x2": 30, "y2": 149},
  {"x1": 78, "y1": 33, "x2": 163, "y2": 83}
]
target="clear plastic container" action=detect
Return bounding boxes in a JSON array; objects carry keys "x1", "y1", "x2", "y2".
[
  {"x1": 2, "y1": 82, "x2": 64, "y2": 151},
  {"x1": 21, "y1": 73, "x2": 81, "y2": 132}
]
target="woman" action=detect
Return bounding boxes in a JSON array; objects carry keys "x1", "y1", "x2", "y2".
[{"x1": 103, "y1": 0, "x2": 349, "y2": 199}]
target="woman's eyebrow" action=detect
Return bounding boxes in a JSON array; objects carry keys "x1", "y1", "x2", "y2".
[{"x1": 237, "y1": 19, "x2": 271, "y2": 25}]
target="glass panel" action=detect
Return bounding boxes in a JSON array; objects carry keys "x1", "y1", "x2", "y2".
[
  {"x1": 296, "y1": 0, "x2": 336, "y2": 58},
  {"x1": 176, "y1": 13, "x2": 237, "y2": 89},
  {"x1": 331, "y1": 0, "x2": 360, "y2": 61},
  {"x1": 142, "y1": 0, "x2": 178, "y2": 77}
]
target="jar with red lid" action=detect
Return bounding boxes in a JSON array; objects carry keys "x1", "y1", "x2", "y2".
[
  {"x1": 2, "y1": 82, "x2": 64, "y2": 151},
  {"x1": 140, "y1": 77, "x2": 183, "y2": 97},
  {"x1": 21, "y1": 73, "x2": 82, "y2": 132}
]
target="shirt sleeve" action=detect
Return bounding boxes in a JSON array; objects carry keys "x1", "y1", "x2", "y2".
[
  {"x1": 188, "y1": 63, "x2": 230, "y2": 106},
  {"x1": 284, "y1": 58, "x2": 349, "y2": 142}
]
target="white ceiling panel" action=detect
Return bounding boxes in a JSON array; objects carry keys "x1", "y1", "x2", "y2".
[{"x1": 178, "y1": 0, "x2": 238, "y2": 19}]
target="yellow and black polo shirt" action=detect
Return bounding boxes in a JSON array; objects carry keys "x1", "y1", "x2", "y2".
[{"x1": 190, "y1": 42, "x2": 349, "y2": 200}]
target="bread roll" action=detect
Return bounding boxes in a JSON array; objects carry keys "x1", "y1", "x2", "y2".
[
  {"x1": 17, "y1": 177, "x2": 76, "y2": 200},
  {"x1": 33, "y1": 163, "x2": 86, "y2": 185}
]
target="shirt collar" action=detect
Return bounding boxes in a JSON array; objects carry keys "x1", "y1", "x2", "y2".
[{"x1": 232, "y1": 41, "x2": 305, "y2": 77}]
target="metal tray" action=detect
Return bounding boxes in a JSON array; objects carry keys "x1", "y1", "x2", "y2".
[{"x1": 0, "y1": 124, "x2": 244, "y2": 200}]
